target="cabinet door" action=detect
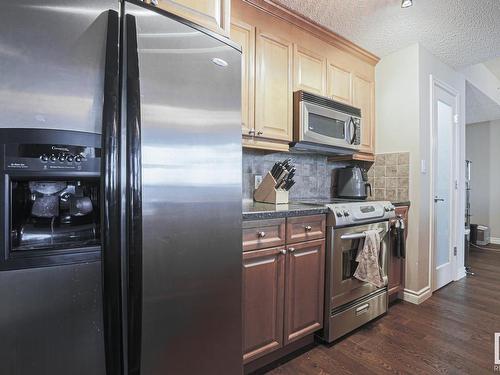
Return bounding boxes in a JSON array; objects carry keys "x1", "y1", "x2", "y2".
[
  {"x1": 284, "y1": 239, "x2": 325, "y2": 345},
  {"x1": 153, "y1": 0, "x2": 230, "y2": 36},
  {"x1": 327, "y1": 62, "x2": 352, "y2": 104},
  {"x1": 255, "y1": 30, "x2": 293, "y2": 141},
  {"x1": 242, "y1": 247, "x2": 285, "y2": 363},
  {"x1": 293, "y1": 44, "x2": 326, "y2": 96},
  {"x1": 352, "y1": 74, "x2": 375, "y2": 154},
  {"x1": 231, "y1": 20, "x2": 255, "y2": 136}
]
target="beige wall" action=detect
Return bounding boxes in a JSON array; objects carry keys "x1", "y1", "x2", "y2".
[
  {"x1": 376, "y1": 44, "x2": 423, "y2": 298},
  {"x1": 376, "y1": 43, "x2": 466, "y2": 302},
  {"x1": 466, "y1": 120, "x2": 500, "y2": 240}
]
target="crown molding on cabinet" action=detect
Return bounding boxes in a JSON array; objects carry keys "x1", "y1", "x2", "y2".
[{"x1": 242, "y1": 0, "x2": 380, "y2": 66}]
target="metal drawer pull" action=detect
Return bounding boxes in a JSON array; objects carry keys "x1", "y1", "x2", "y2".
[
  {"x1": 304, "y1": 225, "x2": 312, "y2": 231},
  {"x1": 288, "y1": 247, "x2": 295, "y2": 253},
  {"x1": 341, "y1": 228, "x2": 384, "y2": 240},
  {"x1": 257, "y1": 231, "x2": 266, "y2": 238},
  {"x1": 280, "y1": 249, "x2": 287, "y2": 255},
  {"x1": 355, "y1": 303, "x2": 370, "y2": 316},
  {"x1": 257, "y1": 131, "x2": 263, "y2": 135},
  {"x1": 248, "y1": 129, "x2": 255, "y2": 135}
]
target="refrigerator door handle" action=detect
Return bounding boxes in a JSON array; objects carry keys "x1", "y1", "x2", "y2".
[
  {"x1": 125, "y1": 13, "x2": 143, "y2": 375},
  {"x1": 101, "y1": 9, "x2": 124, "y2": 375}
]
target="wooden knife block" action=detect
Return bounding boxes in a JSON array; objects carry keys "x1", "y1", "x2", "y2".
[{"x1": 253, "y1": 172, "x2": 289, "y2": 205}]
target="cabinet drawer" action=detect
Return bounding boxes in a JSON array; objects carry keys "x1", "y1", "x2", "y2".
[
  {"x1": 286, "y1": 215, "x2": 326, "y2": 244},
  {"x1": 243, "y1": 218, "x2": 286, "y2": 251}
]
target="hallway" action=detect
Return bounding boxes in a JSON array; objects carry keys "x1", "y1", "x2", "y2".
[{"x1": 264, "y1": 248, "x2": 500, "y2": 374}]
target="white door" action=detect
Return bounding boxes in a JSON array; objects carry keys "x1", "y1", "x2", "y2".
[{"x1": 432, "y1": 81, "x2": 458, "y2": 291}]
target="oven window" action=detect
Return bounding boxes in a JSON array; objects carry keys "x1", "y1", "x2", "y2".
[
  {"x1": 342, "y1": 239, "x2": 361, "y2": 280},
  {"x1": 308, "y1": 113, "x2": 345, "y2": 139},
  {"x1": 10, "y1": 179, "x2": 100, "y2": 252}
]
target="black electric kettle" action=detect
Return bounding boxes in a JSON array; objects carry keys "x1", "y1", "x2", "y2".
[{"x1": 336, "y1": 166, "x2": 372, "y2": 199}]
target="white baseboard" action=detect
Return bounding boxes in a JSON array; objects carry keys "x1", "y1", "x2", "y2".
[
  {"x1": 403, "y1": 286, "x2": 432, "y2": 305},
  {"x1": 490, "y1": 237, "x2": 500, "y2": 245},
  {"x1": 456, "y1": 266, "x2": 466, "y2": 281}
]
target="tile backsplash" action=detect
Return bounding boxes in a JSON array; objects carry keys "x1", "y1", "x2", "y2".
[
  {"x1": 243, "y1": 149, "x2": 410, "y2": 203},
  {"x1": 243, "y1": 149, "x2": 361, "y2": 200},
  {"x1": 367, "y1": 152, "x2": 410, "y2": 202}
]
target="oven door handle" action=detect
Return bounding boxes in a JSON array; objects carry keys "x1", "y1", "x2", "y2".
[{"x1": 340, "y1": 228, "x2": 384, "y2": 240}]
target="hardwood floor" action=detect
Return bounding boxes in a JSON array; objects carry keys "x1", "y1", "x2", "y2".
[{"x1": 262, "y1": 248, "x2": 500, "y2": 374}]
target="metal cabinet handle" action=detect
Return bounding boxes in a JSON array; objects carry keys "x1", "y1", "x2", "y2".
[
  {"x1": 248, "y1": 129, "x2": 255, "y2": 135},
  {"x1": 257, "y1": 131, "x2": 263, "y2": 136},
  {"x1": 305, "y1": 225, "x2": 312, "y2": 231},
  {"x1": 288, "y1": 247, "x2": 295, "y2": 253},
  {"x1": 434, "y1": 196, "x2": 445, "y2": 202},
  {"x1": 257, "y1": 231, "x2": 266, "y2": 238},
  {"x1": 355, "y1": 303, "x2": 370, "y2": 316},
  {"x1": 280, "y1": 249, "x2": 287, "y2": 255}
]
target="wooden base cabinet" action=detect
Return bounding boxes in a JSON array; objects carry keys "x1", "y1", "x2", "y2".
[
  {"x1": 242, "y1": 247, "x2": 285, "y2": 363},
  {"x1": 242, "y1": 215, "x2": 326, "y2": 365},
  {"x1": 388, "y1": 206, "x2": 409, "y2": 301},
  {"x1": 284, "y1": 240, "x2": 325, "y2": 345}
]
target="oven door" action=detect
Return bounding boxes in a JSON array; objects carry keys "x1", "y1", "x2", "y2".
[
  {"x1": 300, "y1": 101, "x2": 360, "y2": 150},
  {"x1": 327, "y1": 221, "x2": 389, "y2": 309}
]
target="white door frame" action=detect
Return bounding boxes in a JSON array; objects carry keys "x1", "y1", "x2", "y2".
[{"x1": 429, "y1": 75, "x2": 460, "y2": 292}]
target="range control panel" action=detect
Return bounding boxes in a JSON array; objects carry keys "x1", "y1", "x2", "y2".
[
  {"x1": 326, "y1": 201, "x2": 395, "y2": 227},
  {"x1": 4, "y1": 143, "x2": 101, "y2": 172}
]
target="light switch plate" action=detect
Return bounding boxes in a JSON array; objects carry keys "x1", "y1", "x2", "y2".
[{"x1": 254, "y1": 175, "x2": 263, "y2": 189}]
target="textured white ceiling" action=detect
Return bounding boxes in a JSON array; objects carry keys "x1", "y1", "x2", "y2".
[
  {"x1": 484, "y1": 57, "x2": 500, "y2": 80},
  {"x1": 466, "y1": 81, "x2": 500, "y2": 124},
  {"x1": 274, "y1": 0, "x2": 500, "y2": 68}
]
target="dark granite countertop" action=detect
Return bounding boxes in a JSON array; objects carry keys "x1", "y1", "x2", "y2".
[
  {"x1": 392, "y1": 201, "x2": 411, "y2": 207},
  {"x1": 242, "y1": 199, "x2": 411, "y2": 220},
  {"x1": 242, "y1": 200, "x2": 328, "y2": 221}
]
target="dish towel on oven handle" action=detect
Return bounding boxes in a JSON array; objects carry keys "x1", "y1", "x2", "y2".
[{"x1": 353, "y1": 229, "x2": 385, "y2": 288}]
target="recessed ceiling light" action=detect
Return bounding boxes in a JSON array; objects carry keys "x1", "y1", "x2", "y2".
[{"x1": 401, "y1": 0, "x2": 413, "y2": 8}]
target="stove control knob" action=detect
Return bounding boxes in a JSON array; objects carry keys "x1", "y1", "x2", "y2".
[
  {"x1": 49, "y1": 155, "x2": 57, "y2": 162},
  {"x1": 40, "y1": 154, "x2": 49, "y2": 162},
  {"x1": 343, "y1": 210, "x2": 350, "y2": 217},
  {"x1": 390, "y1": 206, "x2": 395, "y2": 212},
  {"x1": 59, "y1": 155, "x2": 66, "y2": 162},
  {"x1": 384, "y1": 206, "x2": 390, "y2": 212},
  {"x1": 66, "y1": 155, "x2": 74, "y2": 162},
  {"x1": 75, "y1": 155, "x2": 83, "y2": 163},
  {"x1": 336, "y1": 210, "x2": 343, "y2": 218}
]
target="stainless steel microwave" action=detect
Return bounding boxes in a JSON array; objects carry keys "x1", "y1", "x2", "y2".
[{"x1": 292, "y1": 91, "x2": 362, "y2": 153}]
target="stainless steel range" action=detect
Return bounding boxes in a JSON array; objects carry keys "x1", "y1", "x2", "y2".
[{"x1": 305, "y1": 199, "x2": 396, "y2": 342}]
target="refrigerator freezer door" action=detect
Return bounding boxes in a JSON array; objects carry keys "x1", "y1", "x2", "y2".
[
  {"x1": 125, "y1": 2, "x2": 242, "y2": 374},
  {"x1": 0, "y1": 0, "x2": 118, "y2": 134}
]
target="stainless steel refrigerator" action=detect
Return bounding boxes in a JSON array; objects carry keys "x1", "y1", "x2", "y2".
[{"x1": 0, "y1": 1, "x2": 242, "y2": 374}]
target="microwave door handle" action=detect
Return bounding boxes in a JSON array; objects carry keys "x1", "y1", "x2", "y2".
[
  {"x1": 349, "y1": 118, "x2": 356, "y2": 144},
  {"x1": 345, "y1": 118, "x2": 351, "y2": 144}
]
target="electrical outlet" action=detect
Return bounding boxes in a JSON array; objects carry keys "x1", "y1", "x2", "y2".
[{"x1": 254, "y1": 175, "x2": 263, "y2": 189}]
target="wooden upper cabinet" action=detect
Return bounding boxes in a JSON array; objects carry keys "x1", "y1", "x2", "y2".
[
  {"x1": 327, "y1": 62, "x2": 352, "y2": 104},
  {"x1": 255, "y1": 30, "x2": 293, "y2": 142},
  {"x1": 293, "y1": 44, "x2": 326, "y2": 96},
  {"x1": 153, "y1": 0, "x2": 230, "y2": 36},
  {"x1": 242, "y1": 247, "x2": 285, "y2": 363},
  {"x1": 284, "y1": 239, "x2": 325, "y2": 345},
  {"x1": 231, "y1": 20, "x2": 255, "y2": 136},
  {"x1": 352, "y1": 74, "x2": 375, "y2": 154}
]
